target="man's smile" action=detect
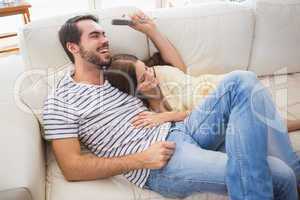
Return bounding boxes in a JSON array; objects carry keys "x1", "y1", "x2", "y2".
[{"x1": 97, "y1": 47, "x2": 109, "y2": 54}]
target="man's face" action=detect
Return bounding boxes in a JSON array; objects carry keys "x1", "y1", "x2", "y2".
[{"x1": 76, "y1": 20, "x2": 111, "y2": 69}]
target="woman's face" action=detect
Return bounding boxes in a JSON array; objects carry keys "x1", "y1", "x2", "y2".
[{"x1": 134, "y1": 60, "x2": 159, "y2": 93}]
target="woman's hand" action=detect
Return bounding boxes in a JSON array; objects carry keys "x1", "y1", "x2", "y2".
[
  {"x1": 131, "y1": 111, "x2": 167, "y2": 128},
  {"x1": 129, "y1": 11, "x2": 156, "y2": 35}
]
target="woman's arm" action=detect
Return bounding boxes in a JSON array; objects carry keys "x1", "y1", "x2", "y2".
[
  {"x1": 131, "y1": 110, "x2": 190, "y2": 129},
  {"x1": 160, "y1": 111, "x2": 190, "y2": 122},
  {"x1": 129, "y1": 11, "x2": 187, "y2": 72},
  {"x1": 146, "y1": 30, "x2": 187, "y2": 72},
  {"x1": 287, "y1": 119, "x2": 300, "y2": 132}
]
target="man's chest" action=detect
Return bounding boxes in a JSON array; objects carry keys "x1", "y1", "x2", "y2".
[{"x1": 72, "y1": 92, "x2": 145, "y2": 129}]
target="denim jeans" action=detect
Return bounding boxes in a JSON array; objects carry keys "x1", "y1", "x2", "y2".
[{"x1": 145, "y1": 70, "x2": 300, "y2": 200}]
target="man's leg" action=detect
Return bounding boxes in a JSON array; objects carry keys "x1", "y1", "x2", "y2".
[
  {"x1": 145, "y1": 128, "x2": 298, "y2": 200},
  {"x1": 182, "y1": 70, "x2": 298, "y2": 200}
]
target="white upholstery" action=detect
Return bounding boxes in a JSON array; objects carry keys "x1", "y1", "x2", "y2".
[
  {"x1": 291, "y1": 131, "x2": 300, "y2": 155},
  {"x1": 259, "y1": 73, "x2": 300, "y2": 121},
  {"x1": 148, "y1": 3, "x2": 254, "y2": 75},
  {"x1": 3, "y1": 1, "x2": 299, "y2": 200},
  {"x1": 0, "y1": 188, "x2": 32, "y2": 200},
  {"x1": 0, "y1": 55, "x2": 47, "y2": 200},
  {"x1": 249, "y1": 0, "x2": 300, "y2": 75},
  {"x1": 0, "y1": 102, "x2": 45, "y2": 200},
  {"x1": 19, "y1": 7, "x2": 149, "y2": 72},
  {"x1": 46, "y1": 146, "x2": 228, "y2": 200}
]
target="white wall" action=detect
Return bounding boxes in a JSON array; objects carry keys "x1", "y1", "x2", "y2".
[
  {"x1": 0, "y1": 0, "x2": 89, "y2": 35},
  {"x1": 0, "y1": 0, "x2": 249, "y2": 35},
  {"x1": 99, "y1": 0, "x2": 158, "y2": 9}
]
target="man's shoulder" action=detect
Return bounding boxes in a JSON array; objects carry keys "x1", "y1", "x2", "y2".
[{"x1": 44, "y1": 73, "x2": 73, "y2": 105}]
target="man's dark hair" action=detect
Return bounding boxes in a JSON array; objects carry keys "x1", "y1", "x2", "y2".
[{"x1": 58, "y1": 15, "x2": 99, "y2": 63}]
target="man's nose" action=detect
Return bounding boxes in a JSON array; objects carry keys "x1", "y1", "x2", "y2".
[{"x1": 101, "y1": 36, "x2": 109, "y2": 46}]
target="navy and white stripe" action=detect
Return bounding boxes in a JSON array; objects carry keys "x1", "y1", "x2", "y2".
[{"x1": 42, "y1": 70, "x2": 171, "y2": 188}]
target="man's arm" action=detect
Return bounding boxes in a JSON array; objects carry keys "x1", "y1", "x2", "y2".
[
  {"x1": 52, "y1": 138, "x2": 175, "y2": 181},
  {"x1": 130, "y1": 11, "x2": 187, "y2": 72}
]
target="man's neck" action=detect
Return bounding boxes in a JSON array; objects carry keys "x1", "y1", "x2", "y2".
[{"x1": 72, "y1": 60, "x2": 105, "y2": 85}]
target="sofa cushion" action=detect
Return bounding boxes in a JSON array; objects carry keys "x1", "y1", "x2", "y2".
[
  {"x1": 147, "y1": 3, "x2": 254, "y2": 75},
  {"x1": 249, "y1": 0, "x2": 300, "y2": 75},
  {"x1": 258, "y1": 73, "x2": 300, "y2": 154},
  {"x1": 0, "y1": 188, "x2": 32, "y2": 200},
  {"x1": 19, "y1": 6, "x2": 149, "y2": 72},
  {"x1": 17, "y1": 64, "x2": 69, "y2": 123},
  {"x1": 45, "y1": 145, "x2": 228, "y2": 200},
  {"x1": 259, "y1": 73, "x2": 300, "y2": 121}
]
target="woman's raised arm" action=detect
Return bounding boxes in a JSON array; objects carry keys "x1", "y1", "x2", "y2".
[{"x1": 129, "y1": 11, "x2": 187, "y2": 73}]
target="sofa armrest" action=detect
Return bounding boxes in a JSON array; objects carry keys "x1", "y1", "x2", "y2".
[
  {"x1": 0, "y1": 187, "x2": 32, "y2": 200},
  {"x1": 0, "y1": 103, "x2": 46, "y2": 200}
]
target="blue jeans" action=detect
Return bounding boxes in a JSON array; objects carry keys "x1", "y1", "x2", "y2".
[{"x1": 145, "y1": 70, "x2": 300, "y2": 200}]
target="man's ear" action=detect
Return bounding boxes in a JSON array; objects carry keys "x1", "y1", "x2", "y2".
[{"x1": 66, "y1": 42, "x2": 80, "y2": 54}]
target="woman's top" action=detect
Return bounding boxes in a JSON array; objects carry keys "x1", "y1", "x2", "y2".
[{"x1": 154, "y1": 65, "x2": 224, "y2": 111}]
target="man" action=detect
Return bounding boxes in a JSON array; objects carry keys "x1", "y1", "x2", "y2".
[{"x1": 43, "y1": 12, "x2": 299, "y2": 200}]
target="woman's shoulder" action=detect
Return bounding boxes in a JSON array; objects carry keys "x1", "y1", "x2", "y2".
[
  {"x1": 154, "y1": 65, "x2": 185, "y2": 76},
  {"x1": 154, "y1": 65, "x2": 187, "y2": 82},
  {"x1": 154, "y1": 64, "x2": 179, "y2": 70}
]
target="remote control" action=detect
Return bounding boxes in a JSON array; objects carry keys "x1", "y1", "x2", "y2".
[{"x1": 111, "y1": 19, "x2": 133, "y2": 26}]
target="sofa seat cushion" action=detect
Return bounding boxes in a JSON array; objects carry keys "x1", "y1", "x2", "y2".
[
  {"x1": 0, "y1": 188, "x2": 32, "y2": 200},
  {"x1": 46, "y1": 146, "x2": 228, "y2": 200},
  {"x1": 290, "y1": 130, "x2": 300, "y2": 155},
  {"x1": 259, "y1": 73, "x2": 300, "y2": 122},
  {"x1": 259, "y1": 73, "x2": 300, "y2": 154}
]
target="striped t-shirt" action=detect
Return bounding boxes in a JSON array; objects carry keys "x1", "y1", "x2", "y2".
[{"x1": 42, "y1": 70, "x2": 171, "y2": 188}]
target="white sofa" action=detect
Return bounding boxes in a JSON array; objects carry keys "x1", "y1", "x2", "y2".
[{"x1": 1, "y1": 1, "x2": 300, "y2": 200}]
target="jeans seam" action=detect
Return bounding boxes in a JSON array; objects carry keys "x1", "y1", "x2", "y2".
[
  {"x1": 157, "y1": 173, "x2": 226, "y2": 186},
  {"x1": 236, "y1": 126, "x2": 247, "y2": 198},
  {"x1": 186, "y1": 76, "x2": 240, "y2": 140},
  {"x1": 188, "y1": 90, "x2": 231, "y2": 142}
]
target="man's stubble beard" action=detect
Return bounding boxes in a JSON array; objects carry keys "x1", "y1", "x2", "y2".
[{"x1": 79, "y1": 46, "x2": 111, "y2": 70}]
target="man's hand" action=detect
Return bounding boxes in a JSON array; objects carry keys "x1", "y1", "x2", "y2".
[
  {"x1": 129, "y1": 11, "x2": 156, "y2": 35},
  {"x1": 139, "y1": 141, "x2": 176, "y2": 169},
  {"x1": 52, "y1": 138, "x2": 167, "y2": 181}
]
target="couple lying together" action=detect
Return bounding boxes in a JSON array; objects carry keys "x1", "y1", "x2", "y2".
[{"x1": 43, "y1": 11, "x2": 300, "y2": 200}]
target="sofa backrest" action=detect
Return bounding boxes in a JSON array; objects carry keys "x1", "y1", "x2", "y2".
[
  {"x1": 148, "y1": 3, "x2": 254, "y2": 75},
  {"x1": 19, "y1": 3, "x2": 255, "y2": 74},
  {"x1": 248, "y1": 0, "x2": 300, "y2": 75},
  {"x1": 19, "y1": 6, "x2": 148, "y2": 71}
]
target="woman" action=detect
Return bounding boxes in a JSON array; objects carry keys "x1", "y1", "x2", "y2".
[
  {"x1": 105, "y1": 53, "x2": 300, "y2": 132},
  {"x1": 105, "y1": 53, "x2": 221, "y2": 127},
  {"x1": 104, "y1": 11, "x2": 300, "y2": 199}
]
